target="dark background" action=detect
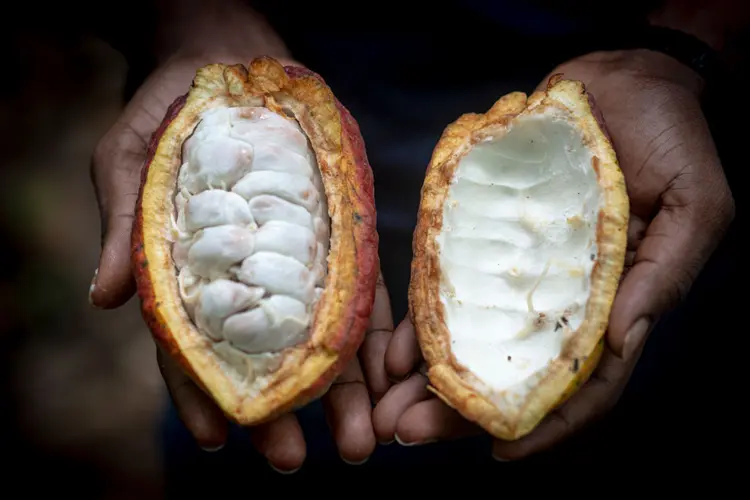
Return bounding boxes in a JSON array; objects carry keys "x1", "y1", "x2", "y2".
[
  {"x1": 1, "y1": 25, "x2": 165, "y2": 499},
  {"x1": 0, "y1": 9, "x2": 743, "y2": 497}
]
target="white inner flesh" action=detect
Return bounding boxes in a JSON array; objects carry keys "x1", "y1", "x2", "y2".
[
  {"x1": 172, "y1": 106, "x2": 330, "y2": 356},
  {"x1": 437, "y1": 113, "x2": 601, "y2": 399}
]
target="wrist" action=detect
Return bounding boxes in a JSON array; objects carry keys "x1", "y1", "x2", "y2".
[
  {"x1": 647, "y1": 0, "x2": 749, "y2": 68},
  {"x1": 153, "y1": 0, "x2": 292, "y2": 66},
  {"x1": 648, "y1": 6, "x2": 725, "y2": 53}
]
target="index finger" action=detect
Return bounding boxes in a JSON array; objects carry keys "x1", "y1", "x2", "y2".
[
  {"x1": 89, "y1": 126, "x2": 147, "y2": 309},
  {"x1": 323, "y1": 358, "x2": 377, "y2": 464},
  {"x1": 157, "y1": 347, "x2": 228, "y2": 451}
]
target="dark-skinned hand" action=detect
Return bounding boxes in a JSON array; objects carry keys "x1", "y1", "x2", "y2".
[
  {"x1": 90, "y1": 54, "x2": 394, "y2": 472},
  {"x1": 373, "y1": 49, "x2": 735, "y2": 460}
]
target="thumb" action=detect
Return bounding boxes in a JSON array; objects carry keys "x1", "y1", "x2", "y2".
[
  {"x1": 89, "y1": 124, "x2": 148, "y2": 309},
  {"x1": 608, "y1": 187, "x2": 734, "y2": 360}
]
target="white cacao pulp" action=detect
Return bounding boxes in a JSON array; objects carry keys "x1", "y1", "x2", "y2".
[
  {"x1": 171, "y1": 106, "x2": 330, "y2": 355},
  {"x1": 438, "y1": 114, "x2": 601, "y2": 397}
]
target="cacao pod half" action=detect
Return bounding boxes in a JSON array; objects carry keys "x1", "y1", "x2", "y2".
[
  {"x1": 132, "y1": 57, "x2": 379, "y2": 426},
  {"x1": 410, "y1": 77, "x2": 629, "y2": 440}
]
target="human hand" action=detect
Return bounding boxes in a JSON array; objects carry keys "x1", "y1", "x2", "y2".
[
  {"x1": 90, "y1": 54, "x2": 392, "y2": 471},
  {"x1": 373, "y1": 49, "x2": 735, "y2": 459}
]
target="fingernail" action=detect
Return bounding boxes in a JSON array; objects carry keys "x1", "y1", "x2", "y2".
[
  {"x1": 200, "y1": 443, "x2": 225, "y2": 453},
  {"x1": 88, "y1": 267, "x2": 100, "y2": 308},
  {"x1": 492, "y1": 453, "x2": 512, "y2": 462},
  {"x1": 378, "y1": 439, "x2": 394, "y2": 446},
  {"x1": 623, "y1": 318, "x2": 651, "y2": 360},
  {"x1": 269, "y1": 463, "x2": 301, "y2": 475},
  {"x1": 341, "y1": 455, "x2": 370, "y2": 466},
  {"x1": 394, "y1": 433, "x2": 435, "y2": 447}
]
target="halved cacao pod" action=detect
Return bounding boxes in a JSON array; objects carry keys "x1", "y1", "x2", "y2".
[
  {"x1": 410, "y1": 76, "x2": 629, "y2": 440},
  {"x1": 132, "y1": 57, "x2": 379, "y2": 426}
]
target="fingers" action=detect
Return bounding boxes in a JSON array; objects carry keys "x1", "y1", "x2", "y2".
[
  {"x1": 492, "y1": 344, "x2": 634, "y2": 461},
  {"x1": 323, "y1": 358, "x2": 377, "y2": 464},
  {"x1": 385, "y1": 317, "x2": 422, "y2": 382},
  {"x1": 396, "y1": 398, "x2": 483, "y2": 445},
  {"x1": 89, "y1": 126, "x2": 147, "y2": 309},
  {"x1": 249, "y1": 413, "x2": 307, "y2": 473},
  {"x1": 608, "y1": 195, "x2": 732, "y2": 359},
  {"x1": 160, "y1": 345, "x2": 309, "y2": 472},
  {"x1": 157, "y1": 347, "x2": 228, "y2": 451},
  {"x1": 609, "y1": 109, "x2": 735, "y2": 360},
  {"x1": 323, "y1": 270, "x2": 389, "y2": 463},
  {"x1": 373, "y1": 373, "x2": 431, "y2": 443},
  {"x1": 373, "y1": 372, "x2": 481, "y2": 445},
  {"x1": 359, "y1": 272, "x2": 394, "y2": 402}
]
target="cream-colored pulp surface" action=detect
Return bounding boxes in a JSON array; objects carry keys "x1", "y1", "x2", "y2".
[
  {"x1": 437, "y1": 113, "x2": 601, "y2": 397},
  {"x1": 171, "y1": 106, "x2": 330, "y2": 356}
]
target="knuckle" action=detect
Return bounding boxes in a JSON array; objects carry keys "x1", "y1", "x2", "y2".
[
  {"x1": 717, "y1": 187, "x2": 736, "y2": 227},
  {"x1": 699, "y1": 168, "x2": 735, "y2": 230},
  {"x1": 92, "y1": 125, "x2": 148, "y2": 175},
  {"x1": 666, "y1": 266, "x2": 698, "y2": 308},
  {"x1": 597, "y1": 388, "x2": 621, "y2": 415},
  {"x1": 91, "y1": 136, "x2": 111, "y2": 168},
  {"x1": 92, "y1": 131, "x2": 121, "y2": 170},
  {"x1": 113, "y1": 211, "x2": 136, "y2": 224}
]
